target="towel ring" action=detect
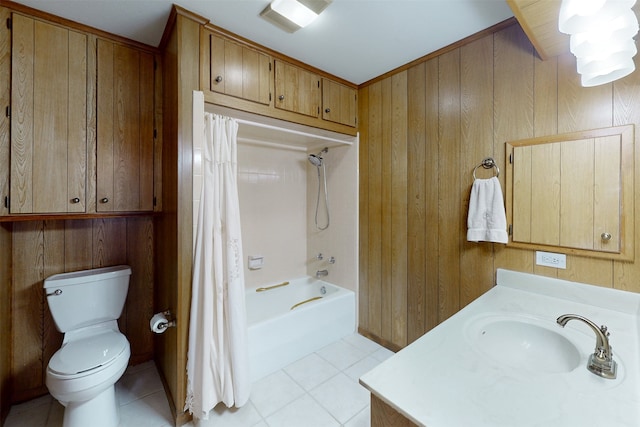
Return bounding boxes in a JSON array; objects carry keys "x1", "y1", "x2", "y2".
[{"x1": 473, "y1": 157, "x2": 499, "y2": 180}]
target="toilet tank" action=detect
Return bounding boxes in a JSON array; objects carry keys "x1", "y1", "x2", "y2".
[{"x1": 44, "y1": 265, "x2": 132, "y2": 333}]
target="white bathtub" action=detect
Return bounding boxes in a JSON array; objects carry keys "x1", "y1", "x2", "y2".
[{"x1": 246, "y1": 277, "x2": 356, "y2": 381}]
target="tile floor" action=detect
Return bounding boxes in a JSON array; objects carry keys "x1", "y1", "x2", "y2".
[{"x1": 4, "y1": 333, "x2": 393, "y2": 427}]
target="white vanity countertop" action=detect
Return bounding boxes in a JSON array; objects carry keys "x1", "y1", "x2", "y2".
[{"x1": 359, "y1": 269, "x2": 640, "y2": 427}]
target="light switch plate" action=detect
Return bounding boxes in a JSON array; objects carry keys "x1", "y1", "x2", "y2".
[{"x1": 536, "y1": 251, "x2": 567, "y2": 269}]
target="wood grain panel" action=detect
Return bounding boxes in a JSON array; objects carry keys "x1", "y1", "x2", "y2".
[
  {"x1": 367, "y1": 81, "x2": 383, "y2": 338},
  {"x1": 459, "y1": 36, "x2": 494, "y2": 308},
  {"x1": 437, "y1": 49, "x2": 461, "y2": 322},
  {"x1": 530, "y1": 143, "x2": 560, "y2": 245},
  {"x1": 97, "y1": 39, "x2": 115, "y2": 210},
  {"x1": 11, "y1": 221, "x2": 45, "y2": 401},
  {"x1": 42, "y1": 221, "x2": 65, "y2": 377},
  {"x1": 593, "y1": 136, "x2": 622, "y2": 252},
  {"x1": 358, "y1": 85, "x2": 370, "y2": 333},
  {"x1": 390, "y1": 72, "x2": 408, "y2": 347},
  {"x1": 139, "y1": 51, "x2": 155, "y2": 212},
  {"x1": 371, "y1": 395, "x2": 418, "y2": 427},
  {"x1": 406, "y1": 64, "x2": 426, "y2": 343},
  {"x1": 0, "y1": 7, "x2": 10, "y2": 217},
  {"x1": 10, "y1": 13, "x2": 34, "y2": 213},
  {"x1": 380, "y1": 77, "x2": 392, "y2": 342},
  {"x1": 0, "y1": 222, "x2": 12, "y2": 423}
]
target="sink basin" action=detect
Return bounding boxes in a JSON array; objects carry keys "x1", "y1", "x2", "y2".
[{"x1": 467, "y1": 316, "x2": 581, "y2": 374}]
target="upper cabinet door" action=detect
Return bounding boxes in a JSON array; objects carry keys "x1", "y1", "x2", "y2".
[
  {"x1": 10, "y1": 14, "x2": 87, "y2": 213},
  {"x1": 274, "y1": 60, "x2": 320, "y2": 118},
  {"x1": 97, "y1": 39, "x2": 154, "y2": 212},
  {"x1": 506, "y1": 124, "x2": 634, "y2": 260},
  {"x1": 322, "y1": 78, "x2": 357, "y2": 127},
  {"x1": 209, "y1": 33, "x2": 271, "y2": 105}
]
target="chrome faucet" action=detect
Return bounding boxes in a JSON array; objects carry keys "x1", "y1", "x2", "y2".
[
  {"x1": 556, "y1": 314, "x2": 617, "y2": 379},
  {"x1": 316, "y1": 269, "x2": 328, "y2": 278}
]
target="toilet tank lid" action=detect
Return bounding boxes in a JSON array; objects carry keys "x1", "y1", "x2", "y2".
[
  {"x1": 44, "y1": 265, "x2": 131, "y2": 289},
  {"x1": 49, "y1": 331, "x2": 129, "y2": 375}
]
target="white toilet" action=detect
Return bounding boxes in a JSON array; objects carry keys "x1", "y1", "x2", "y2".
[{"x1": 43, "y1": 265, "x2": 132, "y2": 427}]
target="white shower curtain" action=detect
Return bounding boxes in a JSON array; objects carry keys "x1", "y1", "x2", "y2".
[{"x1": 185, "y1": 112, "x2": 251, "y2": 420}]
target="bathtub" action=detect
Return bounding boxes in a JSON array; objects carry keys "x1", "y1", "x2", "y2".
[{"x1": 246, "y1": 277, "x2": 356, "y2": 381}]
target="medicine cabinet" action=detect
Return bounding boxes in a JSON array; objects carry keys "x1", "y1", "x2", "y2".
[{"x1": 505, "y1": 124, "x2": 634, "y2": 260}]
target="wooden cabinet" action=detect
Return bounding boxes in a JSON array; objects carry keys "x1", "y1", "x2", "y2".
[
  {"x1": 322, "y1": 78, "x2": 357, "y2": 127},
  {"x1": 97, "y1": 39, "x2": 154, "y2": 212},
  {"x1": 506, "y1": 125, "x2": 634, "y2": 260},
  {"x1": 274, "y1": 60, "x2": 320, "y2": 118},
  {"x1": 10, "y1": 14, "x2": 87, "y2": 213},
  {"x1": 208, "y1": 33, "x2": 271, "y2": 105}
]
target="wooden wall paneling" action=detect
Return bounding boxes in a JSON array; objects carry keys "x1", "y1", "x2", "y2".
[
  {"x1": 10, "y1": 13, "x2": 34, "y2": 213},
  {"x1": 42, "y1": 221, "x2": 65, "y2": 381},
  {"x1": 556, "y1": 53, "x2": 613, "y2": 286},
  {"x1": 380, "y1": 78, "x2": 393, "y2": 343},
  {"x1": 406, "y1": 63, "x2": 427, "y2": 343},
  {"x1": 390, "y1": 71, "x2": 408, "y2": 348},
  {"x1": 0, "y1": 223, "x2": 12, "y2": 423},
  {"x1": 358, "y1": 85, "x2": 370, "y2": 333},
  {"x1": 367, "y1": 81, "x2": 383, "y2": 339},
  {"x1": 11, "y1": 221, "x2": 45, "y2": 401},
  {"x1": 64, "y1": 219, "x2": 94, "y2": 271},
  {"x1": 459, "y1": 36, "x2": 495, "y2": 308},
  {"x1": 492, "y1": 25, "x2": 535, "y2": 275},
  {"x1": 126, "y1": 217, "x2": 154, "y2": 364},
  {"x1": 613, "y1": 50, "x2": 640, "y2": 294},
  {"x1": 423, "y1": 58, "x2": 441, "y2": 333},
  {"x1": 86, "y1": 35, "x2": 98, "y2": 213},
  {"x1": 437, "y1": 49, "x2": 461, "y2": 322},
  {"x1": 154, "y1": 52, "x2": 164, "y2": 212},
  {"x1": 140, "y1": 51, "x2": 155, "y2": 211},
  {"x1": 0, "y1": 6, "x2": 10, "y2": 217},
  {"x1": 92, "y1": 218, "x2": 127, "y2": 267},
  {"x1": 97, "y1": 39, "x2": 115, "y2": 211}
]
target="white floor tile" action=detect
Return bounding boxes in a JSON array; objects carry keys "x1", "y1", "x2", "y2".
[
  {"x1": 342, "y1": 334, "x2": 384, "y2": 355},
  {"x1": 343, "y1": 356, "x2": 384, "y2": 383},
  {"x1": 309, "y1": 373, "x2": 370, "y2": 424},
  {"x1": 283, "y1": 353, "x2": 339, "y2": 391},
  {"x1": 193, "y1": 401, "x2": 262, "y2": 427},
  {"x1": 343, "y1": 406, "x2": 371, "y2": 427},
  {"x1": 316, "y1": 340, "x2": 369, "y2": 371},
  {"x1": 119, "y1": 390, "x2": 174, "y2": 427},
  {"x1": 117, "y1": 362, "x2": 165, "y2": 406},
  {"x1": 265, "y1": 394, "x2": 340, "y2": 427},
  {"x1": 371, "y1": 346, "x2": 395, "y2": 362},
  {"x1": 249, "y1": 370, "x2": 305, "y2": 418}
]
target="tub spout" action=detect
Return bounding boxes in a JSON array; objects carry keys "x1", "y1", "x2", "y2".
[
  {"x1": 557, "y1": 314, "x2": 617, "y2": 379},
  {"x1": 316, "y1": 270, "x2": 328, "y2": 278}
]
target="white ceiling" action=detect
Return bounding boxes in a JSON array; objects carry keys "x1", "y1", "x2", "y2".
[{"x1": 9, "y1": 0, "x2": 514, "y2": 85}]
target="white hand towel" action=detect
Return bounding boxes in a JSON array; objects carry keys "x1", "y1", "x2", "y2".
[{"x1": 467, "y1": 176, "x2": 508, "y2": 244}]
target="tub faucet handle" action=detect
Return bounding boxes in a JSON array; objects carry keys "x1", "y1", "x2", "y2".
[
  {"x1": 329, "y1": 256, "x2": 336, "y2": 264},
  {"x1": 316, "y1": 253, "x2": 323, "y2": 260}
]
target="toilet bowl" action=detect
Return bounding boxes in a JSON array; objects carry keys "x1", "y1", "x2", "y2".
[{"x1": 44, "y1": 265, "x2": 132, "y2": 427}]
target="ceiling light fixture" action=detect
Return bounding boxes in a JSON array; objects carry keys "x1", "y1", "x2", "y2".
[
  {"x1": 559, "y1": 0, "x2": 639, "y2": 87},
  {"x1": 260, "y1": 0, "x2": 332, "y2": 33}
]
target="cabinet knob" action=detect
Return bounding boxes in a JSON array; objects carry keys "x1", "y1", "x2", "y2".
[
  {"x1": 100, "y1": 197, "x2": 109, "y2": 204},
  {"x1": 71, "y1": 197, "x2": 80, "y2": 204},
  {"x1": 214, "y1": 75, "x2": 223, "y2": 83},
  {"x1": 278, "y1": 95, "x2": 285, "y2": 101},
  {"x1": 601, "y1": 232, "x2": 612, "y2": 241},
  {"x1": 325, "y1": 108, "x2": 331, "y2": 113}
]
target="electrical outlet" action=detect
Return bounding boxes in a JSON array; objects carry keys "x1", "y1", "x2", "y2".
[{"x1": 536, "y1": 251, "x2": 567, "y2": 269}]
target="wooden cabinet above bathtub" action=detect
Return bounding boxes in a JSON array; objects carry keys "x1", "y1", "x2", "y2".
[{"x1": 199, "y1": 25, "x2": 358, "y2": 136}]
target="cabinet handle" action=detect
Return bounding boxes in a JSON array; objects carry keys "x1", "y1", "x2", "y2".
[
  {"x1": 325, "y1": 108, "x2": 331, "y2": 113},
  {"x1": 100, "y1": 197, "x2": 109, "y2": 204},
  {"x1": 214, "y1": 76, "x2": 223, "y2": 83},
  {"x1": 71, "y1": 197, "x2": 80, "y2": 204},
  {"x1": 278, "y1": 95, "x2": 285, "y2": 101},
  {"x1": 601, "y1": 232, "x2": 612, "y2": 241}
]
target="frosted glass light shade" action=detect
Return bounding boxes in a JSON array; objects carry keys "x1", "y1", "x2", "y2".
[
  {"x1": 559, "y1": 0, "x2": 637, "y2": 34},
  {"x1": 570, "y1": 9, "x2": 639, "y2": 57},
  {"x1": 576, "y1": 39, "x2": 637, "y2": 74},
  {"x1": 581, "y1": 58, "x2": 636, "y2": 86},
  {"x1": 270, "y1": 0, "x2": 318, "y2": 28}
]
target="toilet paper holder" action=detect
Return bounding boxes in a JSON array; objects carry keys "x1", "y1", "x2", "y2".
[{"x1": 153, "y1": 310, "x2": 176, "y2": 331}]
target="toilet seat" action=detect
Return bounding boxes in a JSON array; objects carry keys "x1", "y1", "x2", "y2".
[{"x1": 48, "y1": 331, "x2": 128, "y2": 376}]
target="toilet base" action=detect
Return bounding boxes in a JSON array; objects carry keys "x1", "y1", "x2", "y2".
[{"x1": 62, "y1": 385, "x2": 119, "y2": 427}]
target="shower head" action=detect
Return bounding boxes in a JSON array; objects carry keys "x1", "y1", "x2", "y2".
[
  {"x1": 308, "y1": 147, "x2": 328, "y2": 167},
  {"x1": 308, "y1": 154, "x2": 323, "y2": 167}
]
